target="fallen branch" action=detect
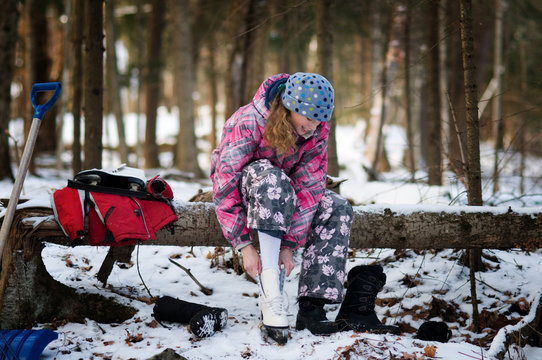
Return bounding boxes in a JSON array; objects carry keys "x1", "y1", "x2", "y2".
[
  {"x1": 487, "y1": 291, "x2": 542, "y2": 359},
  {"x1": 168, "y1": 258, "x2": 213, "y2": 296}
]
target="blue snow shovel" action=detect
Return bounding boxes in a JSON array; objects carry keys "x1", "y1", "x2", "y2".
[{"x1": 0, "y1": 82, "x2": 61, "y2": 264}]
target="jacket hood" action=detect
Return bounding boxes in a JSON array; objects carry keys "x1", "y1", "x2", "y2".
[{"x1": 251, "y1": 73, "x2": 290, "y2": 119}]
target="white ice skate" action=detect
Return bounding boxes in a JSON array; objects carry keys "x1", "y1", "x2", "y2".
[{"x1": 258, "y1": 268, "x2": 289, "y2": 344}]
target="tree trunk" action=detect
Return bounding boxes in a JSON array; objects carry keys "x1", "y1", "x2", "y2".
[
  {"x1": 517, "y1": 28, "x2": 527, "y2": 194},
  {"x1": 105, "y1": 0, "x2": 129, "y2": 165},
  {"x1": 71, "y1": 0, "x2": 84, "y2": 175},
  {"x1": 316, "y1": 0, "x2": 339, "y2": 179},
  {"x1": 171, "y1": 0, "x2": 203, "y2": 177},
  {"x1": 83, "y1": 0, "x2": 104, "y2": 170},
  {"x1": 274, "y1": 0, "x2": 309, "y2": 75},
  {"x1": 27, "y1": 0, "x2": 57, "y2": 160},
  {"x1": 225, "y1": 0, "x2": 252, "y2": 118},
  {"x1": 404, "y1": 0, "x2": 415, "y2": 182},
  {"x1": 460, "y1": 0, "x2": 483, "y2": 332},
  {"x1": 446, "y1": 0, "x2": 467, "y2": 179},
  {"x1": 427, "y1": 0, "x2": 442, "y2": 185},
  {"x1": 491, "y1": 0, "x2": 504, "y2": 194},
  {"x1": 208, "y1": 36, "x2": 218, "y2": 152},
  {"x1": 364, "y1": 4, "x2": 390, "y2": 180},
  {"x1": 246, "y1": 1, "x2": 269, "y2": 101},
  {"x1": 0, "y1": 210, "x2": 136, "y2": 329},
  {"x1": 366, "y1": 3, "x2": 404, "y2": 180},
  {"x1": 143, "y1": 0, "x2": 166, "y2": 169},
  {"x1": 56, "y1": 0, "x2": 72, "y2": 170},
  {"x1": 0, "y1": 0, "x2": 19, "y2": 181},
  {"x1": 133, "y1": 0, "x2": 145, "y2": 168}
]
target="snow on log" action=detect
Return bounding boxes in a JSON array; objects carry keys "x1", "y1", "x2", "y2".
[{"x1": 19, "y1": 202, "x2": 542, "y2": 249}]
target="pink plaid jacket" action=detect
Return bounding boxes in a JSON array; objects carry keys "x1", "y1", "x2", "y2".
[{"x1": 210, "y1": 73, "x2": 329, "y2": 250}]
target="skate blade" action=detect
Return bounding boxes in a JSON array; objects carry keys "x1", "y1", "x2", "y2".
[{"x1": 262, "y1": 326, "x2": 289, "y2": 345}]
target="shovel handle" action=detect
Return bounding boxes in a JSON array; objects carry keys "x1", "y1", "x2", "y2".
[
  {"x1": 31, "y1": 82, "x2": 62, "y2": 120},
  {"x1": 0, "y1": 82, "x2": 62, "y2": 265}
]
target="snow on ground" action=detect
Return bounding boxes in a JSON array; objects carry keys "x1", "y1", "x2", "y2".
[{"x1": 1, "y1": 119, "x2": 542, "y2": 359}]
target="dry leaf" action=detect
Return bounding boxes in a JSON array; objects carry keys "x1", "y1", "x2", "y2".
[
  {"x1": 401, "y1": 353, "x2": 421, "y2": 359},
  {"x1": 147, "y1": 320, "x2": 158, "y2": 328},
  {"x1": 125, "y1": 331, "x2": 144, "y2": 343},
  {"x1": 424, "y1": 344, "x2": 437, "y2": 357}
]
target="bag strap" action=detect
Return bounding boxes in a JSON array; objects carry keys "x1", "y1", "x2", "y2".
[{"x1": 67, "y1": 179, "x2": 150, "y2": 199}]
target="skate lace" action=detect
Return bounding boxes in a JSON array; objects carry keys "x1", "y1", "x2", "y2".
[{"x1": 262, "y1": 292, "x2": 289, "y2": 316}]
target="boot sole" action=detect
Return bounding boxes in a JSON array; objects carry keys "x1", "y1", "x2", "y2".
[
  {"x1": 296, "y1": 317, "x2": 339, "y2": 336},
  {"x1": 337, "y1": 320, "x2": 400, "y2": 335},
  {"x1": 189, "y1": 308, "x2": 228, "y2": 338}
]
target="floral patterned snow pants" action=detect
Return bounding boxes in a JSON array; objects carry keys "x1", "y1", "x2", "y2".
[{"x1": 240, "y1": 159, "x2": 353, "y2": 303}]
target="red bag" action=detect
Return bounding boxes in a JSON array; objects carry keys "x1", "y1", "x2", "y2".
[{"x1": 52, "y1": 187, "x2": 177, "y2": 246}]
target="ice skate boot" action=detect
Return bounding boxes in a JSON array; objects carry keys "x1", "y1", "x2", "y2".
[{"x1": 258, "y1": 268, "x2": 289, "y2": 344}]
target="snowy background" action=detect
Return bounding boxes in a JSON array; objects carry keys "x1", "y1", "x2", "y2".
[{"x1": 1, "y1": 111, "x2": 542, "y2": 359}]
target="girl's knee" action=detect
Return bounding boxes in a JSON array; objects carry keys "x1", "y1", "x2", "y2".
[{"x1": 328, "y1": 191, "x2": 353, "y2": 218}]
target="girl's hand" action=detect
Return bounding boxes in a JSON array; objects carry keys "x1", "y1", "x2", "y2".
[
  {"x1": 240, "y1": 244, "x2": 261, "y2": 278},
  {"x1": 279, "y1": 248, "x2": 295, "y2": 277}
]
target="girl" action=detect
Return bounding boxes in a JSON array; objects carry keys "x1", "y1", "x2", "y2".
[{"x1": 210, "y1": 72, "x2": 353, "y2": 344}]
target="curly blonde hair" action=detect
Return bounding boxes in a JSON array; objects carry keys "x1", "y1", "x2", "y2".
[{"x1": 264, "y1": 97, "x2": 296, "y2": 156}]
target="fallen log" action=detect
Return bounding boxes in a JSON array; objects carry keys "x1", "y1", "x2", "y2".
[
  {"x1": 1, "y1": 201, "x2": 541, "y2": 328},
  {"x1": 19, "y1": 202, "x2": 542, "y2": 249}
]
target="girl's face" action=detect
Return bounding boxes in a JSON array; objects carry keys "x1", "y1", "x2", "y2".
[{"x1": 290, "y1": 111, "x2": 320, "y2": 139}]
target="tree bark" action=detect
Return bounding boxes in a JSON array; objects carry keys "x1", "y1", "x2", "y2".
[
  {"x1": 70, "y1": 0, "x2": 84, "y2": 175},
  {"x1": 404, "y1": 0, "x2": 415, "y2": 182},
  {"x1": 316, "y1": 0, "x2": 339, "y2": 178},
  {"x1": 427, "y1": 0, "x2": 442, "y2": 185},
  {"x1": 365, "y1": 3, "x2": 394, "y2": 179},
  {"x1": 491, "y1": 0, "x2": 504, "y2": 194},
  {"x1": 83, "y1": 0, "x2": 104, "y2": 170},
  {"x1": 144, "y1": 0, "x2": 166, "y2": 169},
  {"x1": 446, "y1": 0, "x2": 467, "y2": 179},
  {"x1": 207, "y1": 36, "x2": 218, "y2": 152},
  {"x1": 225, "y1": 0, "x2": 252, "y2": 118},
  {"x1": 0, "y1": 0, "x2": 19, "y2": 181},
  {"x1": 171, "y1": 0, "x2": 203, "y2": 177},
  {"x1": 27, "y1": 0, "x2": 57, "y2": 159},
  {"x1": 105, "y1": 0, "x2": 129, "y2": 165},
  {"x1": 460, "y1": 0, "x2": 483, "y2": 332}
]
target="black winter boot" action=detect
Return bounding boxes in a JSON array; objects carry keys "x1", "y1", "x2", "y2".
[
  {"x1": 336, "y1": 265, "x2": 400, "y2": 335},
  {"x1": 296, "y1": 297, "x2": 340, "y2": 335},
  {"x1": 153, "y1": 296, "x2": 228, "y2": 338}
]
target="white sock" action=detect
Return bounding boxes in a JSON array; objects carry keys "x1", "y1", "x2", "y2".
[{"x1": 258, "y1": 231, "x2": 282, "y2": 271}]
